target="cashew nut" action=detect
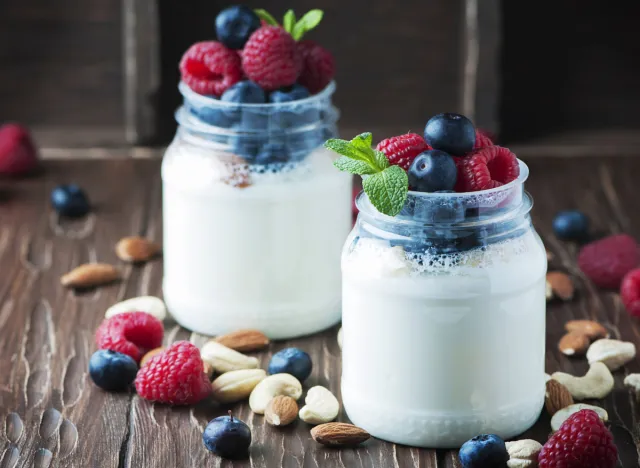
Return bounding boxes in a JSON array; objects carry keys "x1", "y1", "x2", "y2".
[
  {"x1": 586, "y1": 338, "x2": 636, "y2": 371},
  {"x1": 299, "y1": 386, "x2": 340, "y2": 425},
  {"x1": 200, "y1": 340, "x2": 259, "y2": 374},
  {"x1": 624, "y1": 373, "x2": 640, "y2": 399},
  {"x1": 105, "y1": 295, "x2": 167, "y2": 321},
  {"x1": 505, "y1": 439, "x2": 542, "y2": 468},
  {"x1": 249, "y1": 373, "x2": 302, "y2": 414},
  {"x1": 550, "y1": 403, "x2": 608, "y2": 432},
  {"x1": 551, "y1": 362, "x2": 614, "y2": 400}
]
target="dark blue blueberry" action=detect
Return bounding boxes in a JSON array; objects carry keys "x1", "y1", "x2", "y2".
[
  {"x1": 269, "y1": 85, "x2": 318, "y2": 128},
  {"x1": 408, "y1": 150, "x2": 457, "y2": 193},
  {"x1": 269, "y1": 85, "x2": 311, "y2": 103},
  {"x1": 229, "y1": 135, "x2": 265, "y2": 163},
  {"x1": 553, "y1": 210, "x2": 589, "y2": 241},
  {"x1": 268, "y1": 348, "x2": 312, "y2": 382},
  {"x1": 192, "y1": 106, "x2": 238, "y2": 128},
  {"x1": 222, "y1": 81, "x2": 266, "y2": 104},
  {"x1": 50, "y1": 184, "x2": 90, "y2": 218},
  {"x1": 424, "y1": 113, "x2": 476, "y2": 156},
  {"x1": 458, "y1": 434, "x2": 509, "y2": 468},
  {"x1": 89, "y1": 350, "x2": 138, "y2": 392},
  {"x1": 255, "y1": 143, "x2": 289, "y2": 165},
  {"x1": 203, "y1": 412, "x2": 251, "y2": 459},
  {"x1": 215, "y1": 5, "x2": 260, "y2": 50}
]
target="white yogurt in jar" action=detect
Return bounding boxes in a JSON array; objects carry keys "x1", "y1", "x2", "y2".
[
  {"x1": 162, "y1": 140, "x2": 352, "y2": 339},
  {"x1": 340, "y1": 232, "x2": 547, "y2": 448}
]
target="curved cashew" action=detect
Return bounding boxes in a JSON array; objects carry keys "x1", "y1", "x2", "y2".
[
  {"x1": 505, "y1": 439, "x2": 542, "y2": 468},
  {"x1": 249, "y1": 373, "x2": 302, "y2": 414},
  {"x1": 550, "y1": 403, "x2": 608, "y2": 432},
  {"x1": 551, "y1": 362, "x2": 614, "y2": 400},
  {"x1": 586, "y1": 338, "x2": 636, "y2": 371}
]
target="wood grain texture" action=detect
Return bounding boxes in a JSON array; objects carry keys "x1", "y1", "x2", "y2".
[{"x1": 0, "y1": 156, "x2": 640, "y2": 467}]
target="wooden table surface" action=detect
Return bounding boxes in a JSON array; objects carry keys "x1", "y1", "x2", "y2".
[{"x1": 1, "y1": 156, "x2": 640, "y2": 468}]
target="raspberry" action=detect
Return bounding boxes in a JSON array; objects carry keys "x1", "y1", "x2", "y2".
[
  {"x1": 95, "y1": 312, "x2": 164, "y2": 362},
  {"x1": 179, "y1": 41, "x2": 243, "y2": 96},
  {"x1": 242, "y1": 26, "x2": 302, "y2": 91},
  {"x1": 473, "y1": 129, "x2": 494, "y2": 149},
  {"x1": 296, "y1": 40, "x2": 336, "y2": 94},
  {"x1": 135, "y1": 341, "x2": 211, "y2": 405},
  {"x1": 454, "y1": 146, "x2": 519, "y2": 192},
  {"x1": 376, "y1": 133, "x2": 430, "y2": 171},
  {"x1": 621, "y1": 268, "x2": 640, "y2": 317},
  {"x1": 538, "y1": 409, "x2": 617, "y2": 468},
  {"x1": 578, "y1": 234, "x2": 640, "y2": 289},
  {"x1": 0, "y1": 124, "x2": 39, "y2": 176}
]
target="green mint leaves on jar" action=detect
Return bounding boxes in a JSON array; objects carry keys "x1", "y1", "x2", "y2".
[{"x1": 325, "y1": 133, "x2": 408, "y2": 217}]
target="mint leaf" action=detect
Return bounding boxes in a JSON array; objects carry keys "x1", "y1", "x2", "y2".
[
  {"x1": 291, "y1": 9, "x2": 324, "y2": 40},
  {"x1": 362, "y1": 165, "x2": 408, "y2": 216},
  {"x1": 254, "y1": 9, "x2": 279, "y2": 26},
  {"x1": 324, "y1": 139, "x2": 373, "y2": 163},
  {"x1": 283, "y1": 9, "x2": 296, "y2": 33},
  {"x1": 333, "y1": 157, "x2": 377, "y2": 175},
  {"x1": 350, "y1": 132, "x2": 372, "y2": 150},
  {"x1": 374, "y1": 150, "x2": 390, "y2": 170}
]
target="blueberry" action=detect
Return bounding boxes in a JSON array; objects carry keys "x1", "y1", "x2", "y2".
[
  {"x1": 458, "y1": 434, "x2": 509, "y2": 468},
  {"x1": 269, "y1": 85, "x2": 318, "y2": 128},
  {"x1": 269, "y1": 85, "x2": 311, "y2": 103},
  {"x1": 215, "y1": 5, "x2": 260, "y2": 50},
  {"x1": 553, "y1": 210, "x2": 589, "y2": 241},
  {"x1": 50, "y1": 184, "x2": 90, "y2": 217},
  {"x1": 89, "y1": 350, "x2": 138, "y2": 392},
  {"x1": 203, "y1": 412, "x2": 251, "y2": 458},
  {"x1": 230, "y1": 135, "x2": 265, "y2": 163},
  {"x1": 192, "y1": 105, "x2": 238, "y2": 128},
  {"x1": 424, "y1": 113, "x2": 476, "y2": 156},
  {"x1": 255, "y1": 143, "x2": 289, "y2": 165},
  {"x1": 222, "y1": 81, "x2": 266, "y2": 104},
  {"x1": 408, "y1": 150, "x2": 457, "y2": 193},
  {"x1": 268, "y1": 348, "x2": 312, "y2": 382}
]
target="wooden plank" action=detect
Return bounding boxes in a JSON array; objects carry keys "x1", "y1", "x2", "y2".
[{"x1": 0, "y1": 157, "x2": 639, "y2": 467}]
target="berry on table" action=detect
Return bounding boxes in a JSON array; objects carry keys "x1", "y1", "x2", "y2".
[
  {"x1": 553, "y1": 210, "x2": 589, "y2": 241},
  {"x1": 203, "y1": 411, "x2": 251, "y2": 458},
  {"x1": 95, "y1": 311, "x2": 164, "y2": 363},
  {"x1": 621, "y1": 268, "x2": 640, "y2": 317},
  {"x1": 242, "y1": 26, "x2": 302, "y2": 91},
  {"x1": 578, "y1": 234, "x2": 640, "y2": 289},
  {"x1": 215, "y1": 5, "x2": 261, "y2": 50},
  {"x1": 180, "y1": 41, "x2": 243, "y2": 96},
  {"x1": 424, "y1": 113, "x2": 476, "y2": 156},
  {"x1": 407, "y1": 150, "x2": 457, "y2": 193},
  {"x1": 376, "y1": 133, "x2": 430, "y2": 171},
  {"x1": 454, "y1": 146, "x2": 519, "y2": 192},
  {"x1": 222, "y1": 80, "x2": 267, "y2": 104},
  {"x1": 538, "y1": 409, "x2": 617, "y2": 468},
  {"x1": 458, "y1": 434, "x2": 509, "y2": 468},
  {"x1": 89, "y1": 350, "x2": 138, "y2": 392},
  {"x1": 50, "y1": 184, "x2": 91, "y2": 218},
  {"x1": 296, "y1": 40, "x2": 335, "y2": 94},
  {"x1": 0, "y1": 124, "x2": 39, "y2": 176},
  {"x1": 135, "y1": 341, "x2": 211, "y2": 405},
  {"x1": 268, "y1": 347, "x2": 312, "y2": 382}
]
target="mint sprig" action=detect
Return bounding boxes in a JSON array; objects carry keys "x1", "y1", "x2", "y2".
[
  {"x1": 254, "y1": 8, "x2": 324, "y2": 41},
  {"x1": 325, "y1": 133, "x2": 408, "y2": 217}
]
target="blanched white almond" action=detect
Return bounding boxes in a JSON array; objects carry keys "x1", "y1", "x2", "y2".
[
  {"x1": 299, "y1": 386, "x2": 340, "y2": 425},
  {"x1": 211, "y1": 369, "x2": 266, "y2": 403},
  {"x1": 200, "y1": 340, "x2": 259, "y2": 374},
  {"x1": 105, "y1": 295, "x2": 167, "y2": 321}
]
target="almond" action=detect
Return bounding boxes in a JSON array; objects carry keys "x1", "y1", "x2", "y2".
[
  {"x1": 310, "y1": 423, "x2": 370, "y2": 447},
  {"x1": 265, "y1": 395, "x2": 298, "y2": 427},
  {"x1": 60, "y1": 263, "x2": 119, "y2": 288},
  {"x1": 214, "y1": 329, "x2": 270, "y2": 352},
  {"x1": 546, "y1": 271, "x2": 574, "y2": 300},
  {"x1": 565, "y1": 320, "x2": 609, "y2": 340},
  {"x1": 545, "y1": 379, "x2": 574, "y2": 415},
  {"x1": 558, "y1": 331, "x2": 590, "y2": 356},
  {"x1": 140, "y1": 347, "x2": 165, "y2": 367},
  {"x1": 115, "y1": 236, "x2": 161, "y2": 263}
]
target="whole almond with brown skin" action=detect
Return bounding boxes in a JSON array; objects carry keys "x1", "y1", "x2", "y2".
[
  {"x1": 310, "y1": 423, "x2": 370, "y2": 447},
  {"x1": 546, "y1": 271, "x2": 574, "y2": 300},
  {"x1": 265, "y1": 395, "x2": 298, "y2": 427},
  {"x1": 115, "y1": 236, "x2": 161, "y2": 263},
  {"x1": 558, "y1": 331, "x2": 590, "y2": 356},
  {"x1": 214, "y1": 329, "x2": 269, "y2": 352},
  {"x1": 140, "y1": 347, "x2": 165, "y2": 367},
  {"x1": 565, "y1": 320, "x2": 609, "y2": 340},
  {"x1": 545, "y1": 379, "x2": 574, "y2": 415},
  {"x1": 61, "y1": 263, "x2": 119, "y2": 288}
]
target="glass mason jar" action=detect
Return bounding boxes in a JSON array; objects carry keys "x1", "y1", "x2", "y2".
[
  {"x1": 340, "y1": 161, "x2": 546, "y2": 448},
  {"x1": 162, "y1": 81, "x2": 352, "y2": 339}
]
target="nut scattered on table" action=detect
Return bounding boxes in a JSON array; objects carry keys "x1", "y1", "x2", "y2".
[
  {"x1": 211, "y1": 369, "x2": 266, "y2": 403},
  {"x1": 105, "y1": 295, "x2": 167, "y2": 321},
  {"x1": 140, "y1": 347, "x2": 165, "y2": 367},
  {"x1": 249, "y1": 373, "x2": 303, "y2": 415},
  {"x1": 558, "y1": 331, "x2": 590, "y2": 356},
  {"x1": 60, "y1": 263, "x2": 119, "y2": 288},
  {"x1": 214, "y1": 329, "x2": 270, "y2": 352},
  {"x1": 310, "y1": 422, "x2": 370, "y2": 447},
  {"x1": 586, "y1": 338, "x2": 636, "y2": 371},
  {"x1": 115, "y1": 236, "x2": 161, "y2": 263},
  {"x1": 505, "y1": 439, "x2": 542, "y2": 468},
  {"x1": 545, "y1": 379, "x2": 574, "y2": 415},
  {"x1": 564, "y1": 320, "x2": 609, "y2": 340},
  {"x1": 200, "y1": 340, "x2": 259, "y2": 374},
  {"x1": 265, "y1": 396, "x2": 298, "y2": 427},
  {"x1": 546, "y1": 271, "x2": 574, "y2": 300},
  {"x1": 623, "y1": 374, "x2": 640, "y2": 398},
  {"x1": 550, "y1": 403, "x2": 608, "y2": 432},
  {"x1": 299, "y1": 386, "x2": 340, "y2": 425},
  {"x1": 551, "y1": 362, "x2": 614, "y2": 400}
]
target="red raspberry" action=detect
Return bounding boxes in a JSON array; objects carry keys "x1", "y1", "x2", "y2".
[
  {"x1": 95, "y1": 312, "x2": 164, "y2": 363},
  {"x1": 0, "y1": 124, "x2": 39, "y2": 176},
  {"x1": 538, "y1": 409, "x2": 617, "y2": 468},
  {"x1": 135, "y1": 341, "x2": 211, "y2": 405},
  {"x1": 376, "y1": 133, "x2": 430, "y2": 171},
  {"x1": 454, "y1": 146, "x2": 519, "y2": 192},
  {"x1": 297, "y1": 40, "x2": 336, "y2": 94},
  {"x1": 621, "y1": 268, "x2": 640, "y2": 317},
  {"x1": 179, "y1": 41, "x2": 243, "y2": 96},
  {"x1": 242, "y1": 26, "x2": 302, "y2": 91},
  {"x1": 578, "y1": 234, "x2": 640, "y2": 289},
  {"x1": 473, "y1": 129, "x2": 494, "y2": 149}
]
